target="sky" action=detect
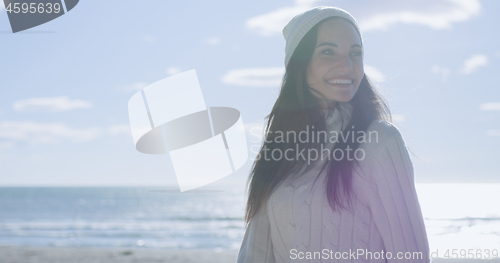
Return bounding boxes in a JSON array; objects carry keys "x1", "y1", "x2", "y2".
[{"x1": 0, "y1": 0, "x2": 499, "y2": 188}]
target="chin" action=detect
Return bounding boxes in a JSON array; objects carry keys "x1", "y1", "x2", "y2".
[{"x1": 327, "y1": 95, "x2": 355, "y2": 103}]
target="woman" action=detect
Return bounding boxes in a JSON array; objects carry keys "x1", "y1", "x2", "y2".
[{"x1": 236, "y1": 6, "x2": 430, "y2": 263}]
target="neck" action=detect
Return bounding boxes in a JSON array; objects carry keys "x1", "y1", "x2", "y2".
[{"x1": 318, "y1": 99, "x2": 337, "y2": 110}]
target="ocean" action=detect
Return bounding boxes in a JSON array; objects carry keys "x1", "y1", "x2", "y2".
[
  {"x1": 0, "y1": 187, "x2": 246, "y2": 250},
  {"x1": 0, "y1": 184, "x2": 499, "y2": 255}
]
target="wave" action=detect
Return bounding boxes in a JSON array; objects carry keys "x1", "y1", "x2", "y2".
[{"x1": 0, "y1": 220, "x2": 245, "y2": 231}]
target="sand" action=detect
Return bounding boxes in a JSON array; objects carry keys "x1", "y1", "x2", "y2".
[
  {"x1": 0, "y1": 246, "x2": 239, "y2": 263},
  {"x1": 2, "y1": 246, "x2": 500, "y2": 263}
]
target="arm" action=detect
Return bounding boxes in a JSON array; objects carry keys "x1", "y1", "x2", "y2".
[
  {"x1": 361, "y1": 125, "x2": 430, "y2": 262},
  {"x1": 236, "y1": 204, "x2": 275, "y2": 263}
]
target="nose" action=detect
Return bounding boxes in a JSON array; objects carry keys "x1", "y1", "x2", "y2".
[{"x1": 334, "y1": 54, "x2": 353, "y2": 74}]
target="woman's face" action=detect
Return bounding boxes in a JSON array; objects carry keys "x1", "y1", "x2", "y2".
[{"x1": 306, "y1": 18, "x2": 364, "y2": 107}]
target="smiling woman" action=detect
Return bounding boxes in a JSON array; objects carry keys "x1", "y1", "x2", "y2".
[
  {"x1": 306, "y1": 17, "x2": 364, "y2": 107},
  {"x1": 236, "y1": 6, "x2": 430, "y2": 263}
]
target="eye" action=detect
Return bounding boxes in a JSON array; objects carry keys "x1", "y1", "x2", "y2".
[
  {"x1": 350, "y1": 51, "x2": 363, "y2": 57},
  {"x1": 321, "y1": 49, "x2": 334, "y2": 55}
]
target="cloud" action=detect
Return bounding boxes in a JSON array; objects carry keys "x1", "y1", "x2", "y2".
[
  {"x1": 203, "y1": 37, "x2": 221, "y2": 45},
  {"x1": 459, "y1": 54, "x2": 488, "y2": 74},
  {"x1": 246, "y1": 0, "x2": 480, "y2": 36},
  {"x1": 0, "y1": 121, "x2": 102, "y2": 144},
  {"x1": 294, "y1": 0, "x2": 321, "y2": 5},
  {"x1": 245, "y1": 0, "x2": 321, "y2": 36},
  {"x1": 364, "y1": 65, "x2": 386, "y2": 83},
  {"x1": 246, "y1": 5, "x2": 316, "y2": 36},
  {"x1": 221, "y1": 67, "x2": 285, "y2": 87},
  {"x1": 486, "y1": 130, "x2": 500, "y2": 136},
  {"x1": 431, "y1": 65, "x2": 451, "y2": 81},
  {"x1": 358, "y1": 0, "x2": 481, "y2": 32},
  {"x1": 13, "y1": 96, "x2": 92, "y2": 112},
  {"x1": 392, "y1": 114, "x2": 406, "y2": 122},
  {"x1": 166, "y1": 67, "x2": 182, "y2": 76},
  {"x1": 479, "y1": 102, "x2": 500, "y2": 111}
]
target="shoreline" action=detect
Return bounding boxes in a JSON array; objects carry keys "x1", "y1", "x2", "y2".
[{"x1": 0, "y1": 246, "x2": 239, "y2": 263}]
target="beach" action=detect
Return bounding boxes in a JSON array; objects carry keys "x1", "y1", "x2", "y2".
[
  {"x1": 0, "y1": 246, "x2": 239, "y2": 263},
  {"x1": 1, "y1": 186, "x2": 499, "y2": 262}
]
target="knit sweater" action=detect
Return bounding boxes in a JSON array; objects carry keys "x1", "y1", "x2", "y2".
[{"x1": 236, "y1": 103, "x2": 430, "y2": 263}]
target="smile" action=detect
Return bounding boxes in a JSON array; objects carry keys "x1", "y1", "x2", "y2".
[{"x1": 325, "y1": 79, "x2": 352, "y2": 84}]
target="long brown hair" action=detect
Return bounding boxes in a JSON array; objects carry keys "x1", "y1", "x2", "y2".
[{"x1": 245, "y1": 17, "x2": 391, "y2": 224}]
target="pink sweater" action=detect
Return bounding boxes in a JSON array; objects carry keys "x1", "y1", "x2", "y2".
[{"x1": 236, "y1": 104, "x2": 430, "y2": 263}]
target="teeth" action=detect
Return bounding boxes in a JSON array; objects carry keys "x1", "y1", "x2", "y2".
[{"x1": 326, "y1": 79, "x2": 352, "y2": 84}]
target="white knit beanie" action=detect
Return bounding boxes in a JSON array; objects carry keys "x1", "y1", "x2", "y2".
[{"x1": 282, "y1": 6, "x2": 362, "y2": 68}]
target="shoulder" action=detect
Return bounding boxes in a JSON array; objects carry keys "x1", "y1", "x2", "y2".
[
  {"x1": 367, "y1": 119, "x2": 402, "y2": 137},
  {"x1": 353, "y1": 120, "x2": 418, "y2": 201},
  {"x1": 359, "y1": 120, "x2": 406, "y2": 155},
  {"x1": 354, "y1": 120, "x2": 411, "y2": 175}
]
